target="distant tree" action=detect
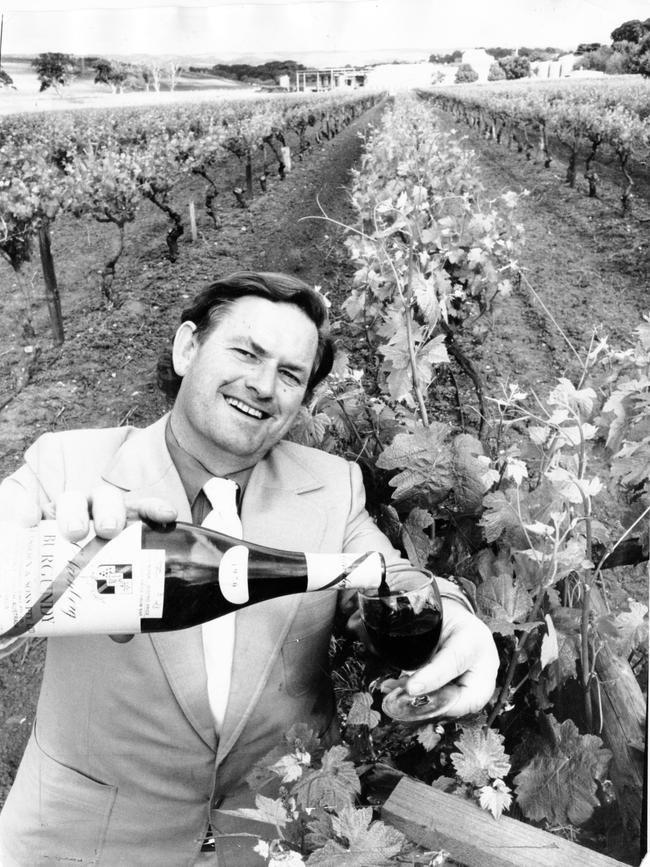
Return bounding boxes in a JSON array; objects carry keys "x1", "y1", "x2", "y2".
[
  {"x1": 611, "y1": 19, "x2": 646, "y2": 44},
  {"x1": 32, "y1": 52, "x2": 77, "y2": 93},
  {"x1": 499, "y1": 54, "x2": 531, "y2": 79},
  {"x1": 484, "y1": 47, "x2": 511, "y2": 59},
  {"x1": 0, "y1": 68, "x2": 14, "y2": 88},
  {"x1": 428, "y1": 50, "x2": 462, "y2": 64},
  {"x1": 487, "y1": 62, "x2": 506, "y2": 81},
  {"x1": 455, "y1": 63, "x2": 479, "y2": 83},
  {"x1": 576, "y1": 42, "x2": 602, "y2": 55},
  {"x1": 574, "y1": 45, "x2": 613, "y2": 72}
]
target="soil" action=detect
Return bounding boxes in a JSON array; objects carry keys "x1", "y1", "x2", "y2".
[{"x1": 0, "y1": 91, "x2": 647, "y2": 861}]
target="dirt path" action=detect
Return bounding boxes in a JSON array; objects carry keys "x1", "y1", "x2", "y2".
[{"x1": 436, "y1": 107, "x2": 650, "y2": 398}]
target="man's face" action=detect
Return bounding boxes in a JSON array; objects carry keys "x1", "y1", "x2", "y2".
[{"x1": 170, "y1": 295, "x2": 319, "y2": 473}]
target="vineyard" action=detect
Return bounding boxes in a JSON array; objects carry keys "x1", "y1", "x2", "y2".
[{"x1": 0, "y1": 82, "x2": 648, "y2": 867}]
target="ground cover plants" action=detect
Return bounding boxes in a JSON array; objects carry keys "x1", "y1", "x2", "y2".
[{"x1": 0, "y1": 86, "x2": 647, "y2": 866}]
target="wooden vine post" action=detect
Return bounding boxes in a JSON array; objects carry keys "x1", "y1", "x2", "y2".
[
  {"x1": 382, "y1": 777, "x2": 633, "y2": 867},
  {"x1": 590, "y1": 584, "x2": 646, "y2": 854},
  {"x1": 37, "y1": 222, "x2": 64, "y2": 345}
]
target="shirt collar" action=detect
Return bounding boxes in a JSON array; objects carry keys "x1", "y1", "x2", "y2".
[{"x1": 164, "y1": 418, "x2": 251, "y2": 509}]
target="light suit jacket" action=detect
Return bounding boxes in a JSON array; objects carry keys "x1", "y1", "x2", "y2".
[{"x1": 0, "y1": 416, "x2": 469, "y2": 866}]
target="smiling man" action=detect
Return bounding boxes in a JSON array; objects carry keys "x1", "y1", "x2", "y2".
[{"x1": 0, "y1": 271, "x2": 498, "y2": 866}]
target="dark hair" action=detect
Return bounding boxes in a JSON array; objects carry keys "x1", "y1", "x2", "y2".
[{"x1": 157, "y1": 271, "x2": 335, "y2": 400}]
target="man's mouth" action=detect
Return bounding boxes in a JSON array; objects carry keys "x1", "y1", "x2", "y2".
[{"x1": 224, "y1": 396, "x2": 270, "y2": 420}]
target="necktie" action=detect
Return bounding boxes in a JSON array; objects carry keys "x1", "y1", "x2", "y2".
[
  {"x1": 200, "y1": 477, "x2": 242, "y2": 733},
  {"x1": 201, "y1": 477, "x2": 242, "y2": 538}
]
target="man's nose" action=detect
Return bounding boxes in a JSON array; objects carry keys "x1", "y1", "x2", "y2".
[{"x1": 245, "y1": 362, "x2": 275, "y2": 398}]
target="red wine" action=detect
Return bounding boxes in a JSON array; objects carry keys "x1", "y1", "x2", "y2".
[
  {"x1": 0, "y1": 520, "x2": 385, "y2": 647},
  {"x1": 364, "y1": 610, "x2": 442, "y2": 671}
]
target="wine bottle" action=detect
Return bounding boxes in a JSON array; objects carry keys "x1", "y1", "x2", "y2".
[{"x1": 0, "y1": 520, "x2": 385, "y2": 647}]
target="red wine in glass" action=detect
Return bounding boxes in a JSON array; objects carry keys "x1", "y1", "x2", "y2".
[{"x1": 358, "y1": 574, "x2": 444, "y2": 722}]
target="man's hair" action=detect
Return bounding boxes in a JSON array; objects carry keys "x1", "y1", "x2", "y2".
[{"x1": 157, "y1": 271, "x2": 335, "y2": 400}]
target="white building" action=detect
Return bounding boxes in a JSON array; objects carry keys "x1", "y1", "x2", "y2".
[{"x1": 460, "y1": 48, "x2": 494, "y2": 82}]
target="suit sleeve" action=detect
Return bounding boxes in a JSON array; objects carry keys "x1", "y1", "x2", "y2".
[{"x1": 341, "y1": 460, "x2": 473, "y2": 613}]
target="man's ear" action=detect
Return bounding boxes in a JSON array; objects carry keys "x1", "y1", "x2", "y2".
[{"x1": 172, "y1": 321, "x2": 198, "y2": 377}]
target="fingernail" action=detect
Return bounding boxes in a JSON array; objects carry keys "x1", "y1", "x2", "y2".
[{"x1": 159, "y1": 507, "x2": 176, "y2": 518}]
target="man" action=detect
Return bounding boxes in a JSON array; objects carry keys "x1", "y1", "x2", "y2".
[{"x1": 0, "y1": 271, "x2": 498, "y2": 866}]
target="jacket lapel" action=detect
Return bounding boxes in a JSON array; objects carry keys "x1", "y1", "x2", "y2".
[{"x1": 101, "y1": 415, "x2": 217, "y2": 753}]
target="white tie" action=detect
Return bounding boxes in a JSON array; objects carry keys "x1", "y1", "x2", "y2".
[
  {"x1": 201, "y1": 477, "x2": 242, "y2": 732},
  {"x1": 202, "y1": 477, "x2": 242, "y2": 538}
]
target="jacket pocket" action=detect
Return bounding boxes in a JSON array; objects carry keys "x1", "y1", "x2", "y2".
[
  {"x1": 0, "y1": 729, "x2": 117, "y2": 866},
  {"x1": 280, "y1": 594, "x2": 335, "y2": 697}
]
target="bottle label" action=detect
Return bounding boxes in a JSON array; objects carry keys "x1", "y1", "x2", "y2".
[
  {"x1": 304, "y1": 551, "x2": 384, "y2": 592},
  {"x1": 0, "y1": 521, "x2": 165, "y2": 642},
  {"x1": 218, "y1": 545, "x2": 250, "y2": 605}
]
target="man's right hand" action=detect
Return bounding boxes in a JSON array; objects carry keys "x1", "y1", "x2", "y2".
[
  {"x1": 0, "y1": 480, "x2": 178, "y2": 541},
  {"x1": 0, "y1": 481, "x2": 178, "y2": 646}
]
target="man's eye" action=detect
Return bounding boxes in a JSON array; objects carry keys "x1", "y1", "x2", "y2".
[
  {"x1": 234, "y1": 348, "x2": 255, "y2": 359},
  {"x1": 281, "y1": 370, "x2": 302, "y2": 386}
]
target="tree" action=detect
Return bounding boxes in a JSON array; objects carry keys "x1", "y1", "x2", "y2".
[
  {"x1": 576, "y1": 42, "x2": 602, "y2": 55},
  {"x1": 611, "y1": 19, "x2": 646, "y2": 44},
  {"x1": 487, "y1": 62, "x2": 506, "y2": 81},
  {"x1": 455, "y1": 63, "x2": 478, "y2": 84},
  {"x1": 428, "y1": 50, "x2": 462, "y2": 64},
  {"x1": 32, "y1": 53, "x2": 77, "y2": 93},
  {"x1": 499, "y1": 55, "x2": 531, "y2": 79}
]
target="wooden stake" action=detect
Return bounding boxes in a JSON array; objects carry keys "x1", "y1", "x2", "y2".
[
  {"x1": 38, "y1": 223, "x2": 64, "y2": 345},
  {"x1": 188, "y1": 201, "x2": 197, "y2": 243}
]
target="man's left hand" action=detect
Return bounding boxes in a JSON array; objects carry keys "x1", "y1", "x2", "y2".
[{"x1": 399, "y1": 598, "x2": 499, "y2": 718}]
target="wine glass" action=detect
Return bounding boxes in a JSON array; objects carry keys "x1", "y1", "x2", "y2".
[{"x1": 358, "y1": 573, "x2": 445, "y2": 722}]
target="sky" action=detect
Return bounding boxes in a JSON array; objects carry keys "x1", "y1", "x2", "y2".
[{"x1": 1, "y1": 0, "x2": 649, "y2": 65}]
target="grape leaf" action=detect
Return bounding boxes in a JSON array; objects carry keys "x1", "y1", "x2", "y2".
[
  {"x1": 452, "y1": 433, "x2": 490, "y2": 511},
  {"x1": 479, "y1": 490, "x2": 522, "y2": 544},
  {"x1": 478, "y1": 779, "x2": 513, "y2": 820},
  {"x1": 450, "y1": 727, "x2": 511, "y2": 787},
  {"x1": 294, "y1": 745, "x2": 360, "y2": 811},
  {"x1": 218, "y1": 793, "x2": 289, "y2": 828},
  {"x1": 514, "y1": 715, "x2": 612, "y2": 826},
  {"x1": 377, "y1": 423, "x2": 454, "y2": 500},
  {"x1": 346, "y1": 692, "x2": 380, "y2": 729},
  {"x1": 401, "y1": 507, "x2": 434, "y2": 569},
  {"x1": 306, "y1": 806, "x2": 405, "y2": 866},
  {"x1": 416, "y1": 723, "x2": 442, "y2": 751},
  {"x1": 611, "y1": 601, "x2": 648, "y2": 656},
  {"x1": 271, "y1": 754, "x2": 307, "y2": 783},
  {"x1": 476, "y1": 573, "x2": 533, "y2": 636}
]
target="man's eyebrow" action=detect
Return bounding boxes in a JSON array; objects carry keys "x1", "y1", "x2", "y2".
[{"x1": 237, "y1": 336, "x2": 310, "y2": 373}]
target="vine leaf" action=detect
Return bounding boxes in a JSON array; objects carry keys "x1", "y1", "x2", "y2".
[
  {"x1": 306, "y1": 806, "x2": 405, "y2": 866},
  {"x1": 401, "y1": 507, "x2": 434, "y2": 569},
  {"x1": 417, "y1": 723, "x2": 442, "y2": 751},
  {"x1": 346, "y1": 692, "x2": 380, "y2": 729},
  {"x1": 513, "y1": 715, "x2": 612, "y2": 826},
  {"x1": 479, "y1": 490, "x2": 522, "y2": 544},
  {"x1": 476, "y1": 573, "x2": 533, "y2": 635},
  {"x1": 294, "y1": 745, "x2": 360, "y2": 811},
  {"x1": 218, "y1": 793, "x2": 289, "y2": 828},
  {"x1": 478, "y1": 779, "x2": 513, "y2": 820},
  {"x1": 450, "y1": 727, "x2": 511, "y2": 787},
  {"x1": 452, "y1": 434, "x2": 491, "y2": 511},
  {"x1": 377, "y1": 423, "x2": 454, "y2": 500}
]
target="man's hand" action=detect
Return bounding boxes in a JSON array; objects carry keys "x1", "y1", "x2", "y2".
[
  {"x1": 400, "y1": 598, "x2": 499, "y2": 719},
  {"x1": 0, "y1": 481, "x2": 178, "y2": 646},
  {"x1": 348, "y1": 596, "x2": 499, "y2": 720},
  {"x1": 54, "y1": 486, "x2": 177, "y2": 541}
]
